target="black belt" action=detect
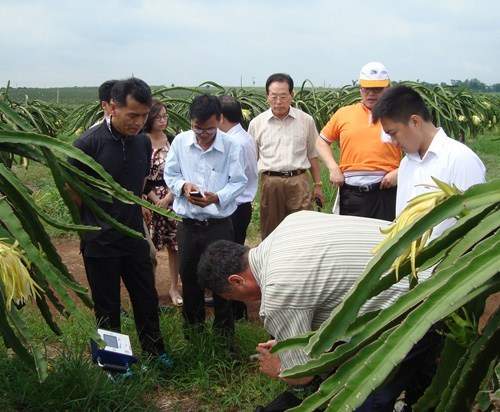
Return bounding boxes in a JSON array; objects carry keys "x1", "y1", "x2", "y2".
[
  {"x1": 182, "y1": 217, "x2": 230, "y2": 227},
  {"x1": 342, "y1": 182, "x2": 381, "y2": 192},
  {"x1": 262, "y1": 169, "x2": 306, "y2": 177}
]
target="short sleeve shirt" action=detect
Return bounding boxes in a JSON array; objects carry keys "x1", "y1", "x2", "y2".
[
  {"x1": 248, "y1": 107, "x2": 319, "y2": 172},
  {"x1": 321, "y1": 103, "x2": 401, "y2": 173},
  {"x1": 396, "y1": 128, "x2": 486, "y2": 237}
]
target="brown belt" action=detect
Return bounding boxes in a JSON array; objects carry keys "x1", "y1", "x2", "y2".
[{"x1": 262, "y1": 169, "x2": 306, "y2": 177}]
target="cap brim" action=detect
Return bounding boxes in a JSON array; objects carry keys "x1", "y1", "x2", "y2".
[{"x1": 359, "y1": 79, "x2": 390, "y2": 88}]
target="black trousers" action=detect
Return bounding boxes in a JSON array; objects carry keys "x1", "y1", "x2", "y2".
[
  {"x1": 231, "y1": 202, "x2": 253, "y2": 245},
  {"x1": 340, "y1": 185, "x2": 397, "y2": 221},
  {"x1": 83, "y1": 249, "x2": 165, "y2": 356},
  {"x1": 355, "y1": 329, "x2": 443, "y2": 411},
  {"x1": 256, "y1": 330, "x2": 442, "y2": 412},
  {"x1": 230, "y1": 202, "x2": 252, "y2": 320},
  {"x1": 177, "y1": 218, "x2": 235, "y2": 336}
]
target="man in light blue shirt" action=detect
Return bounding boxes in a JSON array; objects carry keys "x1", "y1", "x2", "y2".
[{"x1": 164, "y1": 94, "x2": 247, "y2": 341}]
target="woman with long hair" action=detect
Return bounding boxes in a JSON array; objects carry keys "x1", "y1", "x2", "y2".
[{"x1": 144, "y1": 100, "x2": 182, "y2": 306}]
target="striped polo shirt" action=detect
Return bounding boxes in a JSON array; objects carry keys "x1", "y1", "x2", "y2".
[{"x1": 248, "y1": 211, "x2": 414, "y2": 371}]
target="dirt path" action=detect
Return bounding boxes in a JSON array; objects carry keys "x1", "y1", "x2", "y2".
[{"x1": 54, "y1": 238, "x2": 260, "y2": 319}]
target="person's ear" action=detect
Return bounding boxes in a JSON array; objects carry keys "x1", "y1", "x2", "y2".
[
  {"x1": 110, "y1": 100, "x2": 118, "y2": 116},
  {"x1": 409, "y1": 114, "x2": 421, "y2": 128},
  {"x1": 227, "y1": 274, "x2": 245, "y2": 287}
]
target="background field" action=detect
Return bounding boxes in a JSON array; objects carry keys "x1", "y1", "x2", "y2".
[{"x1": 1, "y1": 85, "x2": 499, "y2": 411}]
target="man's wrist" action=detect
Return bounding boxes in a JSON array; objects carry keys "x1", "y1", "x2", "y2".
[{"x1": 313, "y1": 182, "x2": 323, "y2": 187}]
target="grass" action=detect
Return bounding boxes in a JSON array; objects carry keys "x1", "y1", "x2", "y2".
[
  {"x1": 3, "y1": 129, "x2": 499, "y2": 410},
  {"x1": 467, "y1": 130, "x2": 500, "y2": 180},
  {"x1": 0, "y1": 306, "x2": 285, "y2": 411},
  {"x1": 12, "y1": 161, "x2": 73, "y2": 238}
]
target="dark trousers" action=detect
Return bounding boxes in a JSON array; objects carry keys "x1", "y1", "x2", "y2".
[
  {"x1": 177, "y1": 218, "x2": 235, "y2": 336},
  {"x1": 356, "y1": 329, "x2": 443, "y2": 411},
  {"x1": 340, "y1": 185, "x2": 397, "y2": 221},
  {"x1": 231, "y1": 202, "x2": 252, "y2": 245},
  {"x1": 83, "y1": 250, "x2": 165, "y2": 356},
  {"x1": 256, "y1": 330, "x2": 442, "y2": 412},
  {"x1": 230, "y1": 202, "x2": 252, "y2": 320}
]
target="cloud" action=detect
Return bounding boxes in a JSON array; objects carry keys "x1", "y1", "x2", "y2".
[{"x1": 0, "y1": 0, "x2": 499, "y2": 87}]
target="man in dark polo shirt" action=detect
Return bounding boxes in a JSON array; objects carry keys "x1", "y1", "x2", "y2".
[{"x1": 71, "y1": 78, "x2": 170, "y2": 365}]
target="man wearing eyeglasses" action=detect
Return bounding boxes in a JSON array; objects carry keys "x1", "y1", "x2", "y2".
[
  {"x1": 316, "y1": 62, "x2": 401, "y2": 221},
  {"x1": 164, "y1": 94, "x2": 247, "y2": 345},
  {"x1": 249, "y1": 73, "x2": 324, "y2": 240}
]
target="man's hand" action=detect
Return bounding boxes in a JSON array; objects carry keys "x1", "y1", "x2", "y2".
[
  {"x1": 188, "y1": 191, "x2": 219, "y2": 208},
  {"x1": 182, "y1": 182, "x2": 199, "y2": 197},
  {"x1": 257, "y1": 339, "x2": 277, "y2": 351},
  {"x1": 256, "y1": 340, "x2": 280, "y2": 379},
  {"x1": 312, "y1": 185, "x2": 324, "y2": 207},
  {"x1": 379, "y1": 169, "x2": 398, "y2": 189},
  {"x1": 182, "y1": 183, "x2": 218, "y2": 207},
  {"x1": 478, "y1": 292, "x2": 500, "y2": 334},
  {"x1": 329, "y1": 166, "x2": 344, "y2": 187},
  {"x1": 65, "y1": 183, "x2": 82, "y2": 209}
]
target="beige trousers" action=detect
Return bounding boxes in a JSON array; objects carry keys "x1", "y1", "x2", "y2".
[{"x1": 259, "y1": 173, "x2": 312, "y2": 240}]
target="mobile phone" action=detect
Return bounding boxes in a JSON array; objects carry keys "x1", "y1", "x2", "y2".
[{"x1": 189, "y1": 191, "x2": 203, "y2": 198}]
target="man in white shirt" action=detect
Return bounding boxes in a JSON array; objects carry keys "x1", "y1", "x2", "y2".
[
  {"x1": 90, "y1": 80, "x2": 117, "y2": 128},
  {"x1": 218, "y1": 95, "x2": 258, "y2": 320},
  {"x1": 372, "y1": 85, "x2": 486, "y2": 236},
  {"x1": 368, "y1": 85, "x2": 487, "y2": 411},
  {"x1": 218, "y1": 95, "x2": 258, "y2": 245}
]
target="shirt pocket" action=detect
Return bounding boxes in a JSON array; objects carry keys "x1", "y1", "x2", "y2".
[
  {"x1": 290, "y1": 126, "x2": 308, "y2": 156},
  {"x1": 205, "y1": 167, "x2": 228, "y2": 191}
]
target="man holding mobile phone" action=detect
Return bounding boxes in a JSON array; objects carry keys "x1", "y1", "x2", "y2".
[{"x1": 164, "y1": 95, "x2": 247, "y2": 347}]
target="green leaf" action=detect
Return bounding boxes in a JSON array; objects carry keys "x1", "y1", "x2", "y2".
[
  {"x1": 324, "y1": 233, "x2": 500, "y2": 410},
  {"x1": 305, "y1": 181, "x2": 500, "y2": 358}
]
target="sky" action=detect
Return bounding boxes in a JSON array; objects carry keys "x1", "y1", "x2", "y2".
[{"x1": 1, "y1": 0, "x2": 499, "y2": 88}]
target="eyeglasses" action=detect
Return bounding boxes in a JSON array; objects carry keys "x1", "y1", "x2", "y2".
[
  {"x1": 192, "y1": 127, "x2": 217, "y2": 135},
  {"x1": 157, "y1": 114, "x2": 169, "y2": 120},
  {"x1": 268, "y1": 94, "x2": 291, "y2": 101}
]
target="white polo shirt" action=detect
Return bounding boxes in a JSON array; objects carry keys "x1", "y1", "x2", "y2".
[{"x1": 396, "y1": 128, "x2": 486, "y2": 236}]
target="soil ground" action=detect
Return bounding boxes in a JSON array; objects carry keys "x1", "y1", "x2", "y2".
[{"x1": 54, "y1": 238, "x2": 261, "y2": 320}]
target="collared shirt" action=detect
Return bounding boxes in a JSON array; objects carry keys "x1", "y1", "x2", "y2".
[
  {"x1": 225, "y1": 123, "x2": 258, "y2": 204},
  {"x1": 248, "y1": 106, "x2": 319, "y2": 173},
  {"x1": 70, "y1": 121, "x2": 152, "y2": 257},
  {"x1": 320, "y1": 102, "x2": 401, "y2": 185},
  {"x1": 396, "y1": 128, "x2": 486, "y2": 236},
  {"x1": 90, "y1": 114, "x2": 111, "y2": 129},
  {"x1": 164, "y1": 129, "x2": 247, "y2": 220},
  {"x1": 248, "y1": 211, "x2": 418, "y2": 371}
]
